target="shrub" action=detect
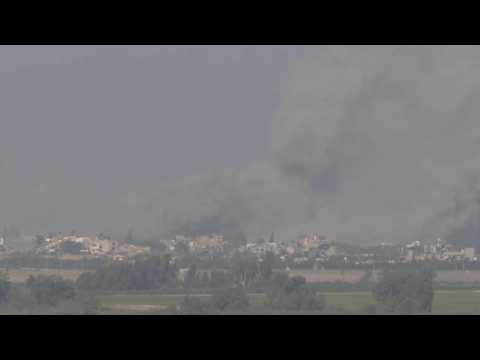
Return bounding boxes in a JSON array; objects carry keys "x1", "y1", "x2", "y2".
[
  {"x1": 267, "y1": 273, "x2": 325, "y2": 312},
  {"x1": 26, "y1": 275, "x2": 76, "y2": 306},
  {"x1": 372, "y1": 267, "x2": 435, "y2": 314},
  {"x1": 0, "y1": 272, "x2": 11, "y2": 303}
]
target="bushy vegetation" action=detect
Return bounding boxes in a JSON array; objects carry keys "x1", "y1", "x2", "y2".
[
  {"x1": 210, "y1": 287, "x2": 250, "y2": 313},
  {"x1": 182, "y1": 265, "x2": 233, "y2": 289},
  {"x1": 174, "y1": 295, "x2": 212, "y2": 315},
  {"x1": 0, "y1": 272, "x2": 11, "y2": 303},
  {"x1": 175, "y1": 287, "x2": 250, "y2": 315},
  {"x1": 180, "y1": 252, "x2": 275, "y2": 291},
  {"x1": 76, "y1": 255, "x2": 177, "y2": 291},
  {"x1": 0, "y1": 253, "x2": 445, "y2": 315},
  {"x1": 230, "y1": 252, "x2": 274, "y2": 288},
  {"x1": 26, "y1": 275, "x2": 76, "y2": 306},
  {"x1": 266, "y1": 273, "x2": 325, "y2": 312},
  {"x1": 373, "y1": 267, "x2": 435, "y2": 314},
  {"x1": 174, "y1": 273, "x2": 328, "y2": 315},
  {"x1": 0, "y1": 272, "x2": 95, "y2": 314}
]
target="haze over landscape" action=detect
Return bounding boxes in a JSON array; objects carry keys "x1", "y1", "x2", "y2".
[{"x1": 2, "y1": 45, "x2": 480, "y2": 247}]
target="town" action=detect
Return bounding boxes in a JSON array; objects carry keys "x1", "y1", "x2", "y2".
[{"x1": 0, "y1": 230, "x2": 477, "y2": 271}]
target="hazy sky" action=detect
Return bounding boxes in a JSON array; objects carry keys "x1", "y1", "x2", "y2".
[
  {"x1": 3, "y1": 45, "x2": 480, "y2": 246},
  {"x1": 0, "y1": 45, "x2": 307, "y2": 235}
]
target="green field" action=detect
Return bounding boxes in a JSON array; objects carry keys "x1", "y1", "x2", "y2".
[
  {"x1": 290, "y1": 269, "x2": 480, "y2": 284},
  {"x1": 3, "y1": 267, "x2": 480, "y2": 314},
  {"x1": 98, "y1": 293, "x2": 267, "y2": 313},
  {"x1": 98, "y1": 290, "x2": 480, "y2": 315},
  {"x1": 323, "y1": 290, "x2": 480, "y2": 314}
]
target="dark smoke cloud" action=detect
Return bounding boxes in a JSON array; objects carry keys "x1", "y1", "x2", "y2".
[
  {"x1": 271, "y1": 45, "x2": 480, "y2": 244},
  {"x1": 115, "y1": 167, "x2": 310, "y2": 242},
  {"x1": 148, "y1": 46, "x2": 480, "y2": 245},
  {"x1": 4, "y1": 46, "x2": 480, "y2": 246}
]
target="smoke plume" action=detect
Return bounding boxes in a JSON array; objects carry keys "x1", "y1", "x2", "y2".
[
  {"x1": 5, "y1": 46, "x2": 480, "y2": 246},
  {"x1": 147, "y1": 46, "x2": 480, "y2": 245}
]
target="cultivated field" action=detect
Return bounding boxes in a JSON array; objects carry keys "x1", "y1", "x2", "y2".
[
  {"x1": 98, "y1": 293, "x2": 267, "y2": 314},
  {"x1": 290, "y1": 269, "x2": 480, "y2": 284},
  {"x1": 98, "y1": 290, "x2": 480, "y2": 315},
  {"x1": 323, "y1": 290, "x2": 480, "y2": 314}
]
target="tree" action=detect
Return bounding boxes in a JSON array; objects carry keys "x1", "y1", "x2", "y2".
[
  {"x1": 81, "y1": 295, "x2": 101, "y2": 315},
  {"x1": 177, "y1": 295, "x2": 212, "y2": 315},
  {"x1": 7, "y1": 285, "x2": 35, "y2": 312},
  {"x1": 373, "y1": 267, "x2": 435, "y2": 314},
  {"x1": 407, "y1": 267, "x2": 435, "y2": 313},
  {"x1": 184, "y1": 265, "x2": 197, "y2": 289},
  {"x1": 259, "y1": 252, "x2": 275, "y2": 284},
  {"x1": 0, "y1": 272, "x2": 11, "y2": 303},
  {"x1": 176, "y1": 287, "x2": 250, "y2": 315},
  {"x1": 266, "y1": 273, "x2": 325, "y2": 312},
  {"x1": 200, "y1": 272, "x2": 211, "y2": 287},
  {"x1": 76, "y1": 255, "x2": 178, "y2": 291},
  {"x1": 231, "y1": 254, "x2": 258, "y2": 288},
  {"x1": 26, "y1": 275, "x2": 76, "y2": 306},
  {"x1": 211, "y1": 287, "x2": 250, "y2": 313}
]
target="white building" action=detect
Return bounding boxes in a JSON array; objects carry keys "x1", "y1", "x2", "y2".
[{"x1": 464, "y1": 248, "x2": 476, "y2": 261}]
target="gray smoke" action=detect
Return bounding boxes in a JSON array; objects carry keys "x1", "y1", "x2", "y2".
[
  {"x1": 150, "y1": 45, "x2": 480, "y2": 245},
  {"x1": 4, "y1": 46, "x2": 480, "y2": 246},
  {"x1": 271, "y1": 45, "x2": 480, "y2": 244}
]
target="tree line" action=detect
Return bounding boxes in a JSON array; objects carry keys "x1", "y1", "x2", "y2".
[
  {"x1": 0, "y1": 272, "x2": 99, "y2": 314},
  {"x1": 0, "y1": 254, "x2": 436, "y2": 314}
]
